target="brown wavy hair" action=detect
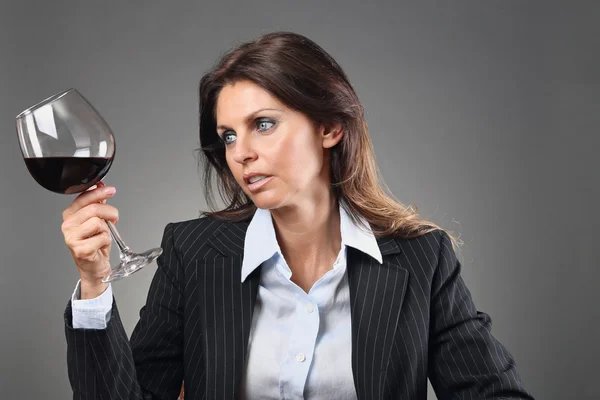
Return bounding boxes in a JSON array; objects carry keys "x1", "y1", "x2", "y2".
[{"x1": 195, "y1": 31, "x2": 461, "y2": 250}]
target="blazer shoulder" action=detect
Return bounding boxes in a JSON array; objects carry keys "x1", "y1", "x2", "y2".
[
  {"x1": 168, "y1": 216, "x2": 249, "y2": 257},
  {"x1": 167, "y1": 216, "x2": 224, "y2": 250},
  {"x1": 390, "y1": 229, "x2": 454, "y2": 274}
]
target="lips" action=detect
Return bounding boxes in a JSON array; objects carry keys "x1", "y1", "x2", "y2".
[
  {"x1": 243, "y1": 174, "x2": 274, "y2": 192},
  {"x1": 248, "y1": 175, "x2": 268, "y2": 184},
  {"x1": 243, "y1": 172, "x2": 272, "y2": 185}
]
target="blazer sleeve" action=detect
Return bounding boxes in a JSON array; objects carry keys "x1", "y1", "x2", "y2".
[
  {"x1": 64, "y1": 222, "x2": 185, "y2": 399},
  {"x1": 427, "y1": 231, "x2": 535, "y2": 399}
]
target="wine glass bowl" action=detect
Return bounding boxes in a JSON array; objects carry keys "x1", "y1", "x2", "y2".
[
  {"x1": 15, "y1": 88, "x2": 162, "y2": 283},
  {"x1": 16, "y1": 89, "x2": 115, "y2": 194}
]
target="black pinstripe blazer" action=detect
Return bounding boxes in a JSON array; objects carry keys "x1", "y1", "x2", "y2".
[{"x1": 65, "y1": 217, "x2": 533, "y2": 399}]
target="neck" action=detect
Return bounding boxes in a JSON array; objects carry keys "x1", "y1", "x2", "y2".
[{"x1": 270, "y1": 192, "x2": 341, "y2": 278}]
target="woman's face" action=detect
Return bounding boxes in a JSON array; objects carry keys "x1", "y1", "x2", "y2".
[{"x1": 215, "y1": 80, "x2": 341, "y2": 210}]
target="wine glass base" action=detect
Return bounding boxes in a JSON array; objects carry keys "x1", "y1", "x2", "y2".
[{"x1": 102, "y1": 247, "x2": 163, "y2": 283}]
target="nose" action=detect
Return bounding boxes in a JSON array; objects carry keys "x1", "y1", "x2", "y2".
[{"x1": 231, "y1": 135, "x2": 258, "y2": 165}]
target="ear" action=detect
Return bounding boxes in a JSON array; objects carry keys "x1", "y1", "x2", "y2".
[{"x1": 321, "y1": 123, "x2": 343, "y2": 149}]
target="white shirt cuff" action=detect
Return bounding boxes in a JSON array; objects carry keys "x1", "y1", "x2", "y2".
[{"x1": 71, "y1": 279, "x2": 113, "y2": 329}]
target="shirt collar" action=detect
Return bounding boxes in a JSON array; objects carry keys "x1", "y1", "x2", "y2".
[{"x1": 241, "y1": 204, "x2": 383, "y2": 282}]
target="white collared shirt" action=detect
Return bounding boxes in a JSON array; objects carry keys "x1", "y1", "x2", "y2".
[{"x1": 239, "y1": 204, "x2": 382, "y2": 399}]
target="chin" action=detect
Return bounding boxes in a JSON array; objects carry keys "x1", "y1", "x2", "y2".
[{"x1": 249, "y1": 191, "x2": 286, "y2": 210}]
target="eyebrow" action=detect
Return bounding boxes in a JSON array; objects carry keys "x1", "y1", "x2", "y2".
[{"x1": 216, "y1": 107, "x2": 283, "y2": 131}]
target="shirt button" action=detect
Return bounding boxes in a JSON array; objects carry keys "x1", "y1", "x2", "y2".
[
  {"x1": 296, "y1": 353, "x2": 306, "y2": 363},
  {"x1": 306, "y1": 304, "x2": 314, "y2": 313}
]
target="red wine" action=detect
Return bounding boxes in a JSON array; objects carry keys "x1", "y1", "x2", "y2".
[{"x1": 24, "y1": 156, "x2": 113, "y2": 194}]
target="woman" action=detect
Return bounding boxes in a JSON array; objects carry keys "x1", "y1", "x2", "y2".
[{"x1": 62, "y1": 32, "x2": 533, "y2": 399}]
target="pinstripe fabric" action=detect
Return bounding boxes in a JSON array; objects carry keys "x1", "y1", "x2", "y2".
[{"x1": 65, "y1": 217, "x2": 534, "y2": 399}]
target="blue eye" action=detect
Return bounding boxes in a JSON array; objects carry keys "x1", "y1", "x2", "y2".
[
  {"x1": 222, "y1": 132, "x2": 236, "y2": 145},
  {"x1": 219, "y1": 118, "x2": 275, "y2": 146},
  {"x1": 256, "y1": 118, "x2": 275, "y2": 132}
]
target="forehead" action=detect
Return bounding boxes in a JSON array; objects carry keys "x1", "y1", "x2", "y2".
[{"x1": 215, "y1": 80, "x2": 284, "y2": 121}]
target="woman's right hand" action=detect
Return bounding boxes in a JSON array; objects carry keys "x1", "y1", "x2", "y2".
[{"x1": 61, "y1": 180, "x2": 119, "y2": 299}]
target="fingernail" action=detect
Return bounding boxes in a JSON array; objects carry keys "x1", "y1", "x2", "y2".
[{"x1": 104, "y1": 187, "x2": 116, "y2": 195}]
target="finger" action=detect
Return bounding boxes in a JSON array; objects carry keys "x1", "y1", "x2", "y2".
[
  {"x1": 86, "y1": 180, "x2": 105, "y2": 191},
  {"x1": 75, "y1": 217, "x2": 110, "y2": 240},
  {"x1": 72, "y1": 232, "x2": 112, "y2": 260},
  {"x1": 71, "y1": 203, "x2": 119, "y2": 226},
  {"x1": 64, "y1": 185, "x2": 116, "y2": 218}
]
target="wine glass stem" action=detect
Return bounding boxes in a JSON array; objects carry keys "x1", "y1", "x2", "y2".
[{"x1": 106, "y1": 220, "x2": 132, "y2": 261}]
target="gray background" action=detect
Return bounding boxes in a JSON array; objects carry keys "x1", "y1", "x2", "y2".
[{"x1": 1, "y1": 1, "x2": 598, "y2": 399}]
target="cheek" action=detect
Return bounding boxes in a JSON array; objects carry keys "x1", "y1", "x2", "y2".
[
  {"x1": 276, "y1": 129, "x2": 323, "y2": 183},
  {"x1": 225, "y1": 154, "x2": 244, "y2": 184}
]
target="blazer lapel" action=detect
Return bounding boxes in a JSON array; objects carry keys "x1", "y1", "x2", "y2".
[
  {"x1": 201, "y1": 222, "x2": 260, "y2": 400},
  {"x1": 347, "y1": 237, "x2": 409, "y2": 400}
]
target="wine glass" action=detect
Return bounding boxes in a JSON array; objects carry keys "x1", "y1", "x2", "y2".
[{"x1": 15, "y1": 88, "x2": 163, "y2": 283}]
